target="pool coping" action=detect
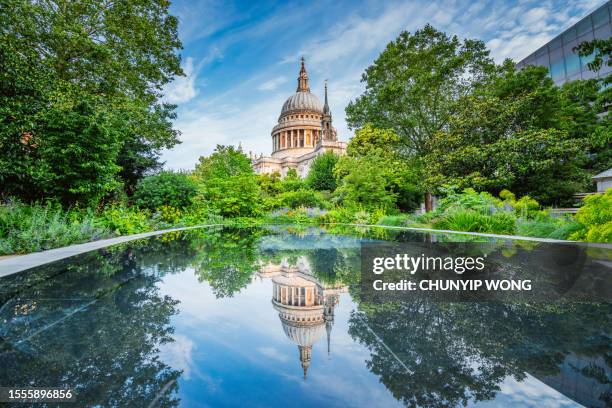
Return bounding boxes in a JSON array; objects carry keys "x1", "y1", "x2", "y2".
[
  {"x1": 0, "y1": 224, "x2": 223, "y2": 278},
  {"x1": 1, "y1": 223, "x2": 609, "y2": 279}
]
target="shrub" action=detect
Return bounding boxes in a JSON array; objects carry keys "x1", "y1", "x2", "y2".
[
  {"x1": 377, "y1": 214, "x2": 412, "y2": 227},
  {"x1": 306, "y1": 152, "x2": 339, "y2": 191},
  {"x1": 516, "y1": 216, "x2": 582, "y2": 240},
  {"x1": 570, "y1": 190, "x2": 612, "y2": 242},
  {"x1": 277, "y1": 189, "x2": 328, "y2": 209},
  {"x1": 193, "y1": 146, "x2": 262, "y2": 218},
  {"x1": 433, "y1": 209, "x2": 515, "y2": 235},
  {"x1": 200, "y1": 175, "x2": 261, "y2": 217},
  {"x1": 0, "y1": 202, "x2": 109, "y2": 255},
  {"x1": 133, "y1": 171, "x2": 197, "y2": 211},
  {"x1": 98, "y1": 205, "x2": 151, "y2": 235},
  {"x1": 335, "y1": 154, "x2": 397, "y2": 211},
  {"x1": 437, "y1": 187, "x2": 502, "y2": 214}
]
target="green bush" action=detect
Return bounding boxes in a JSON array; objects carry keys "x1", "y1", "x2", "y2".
[
  {"x1": 98, "y1": 205, "x2": 152, "y2": 235},
  {"x1": 133, "y1": 171, "x2": 197, "y2": 211},
  {"x1": 200, "y1": 175, "x2": 262, "y2": 217},
  {"x1": 277, "y1": 189, "x2": 328, "y2": 209},
  {"x1": 376, "y1": 214, "x2": 412, "y2": 227},
  {"x1": 516, "y1": 216, "x2": 582, "y2": 240},
  {"x1": 570, "y1": 190, "x2": 612, "y2": 242},
  {"x1": 306, "y1": 152, "x2": 339, "y2": 191},
  {"x1": 0, "y1": 202, "x2": 109, "y2": 255},
  {"x1": 437, "y1": 187, "x2": 502, "y2": 214},
  {"x1": 433, "y1": 209, "x2": 516, "y2": 235}
]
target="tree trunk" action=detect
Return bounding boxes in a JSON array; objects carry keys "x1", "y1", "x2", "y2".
[{"x1": 424, "y1": 192, "x2": 433, "y2": 212}]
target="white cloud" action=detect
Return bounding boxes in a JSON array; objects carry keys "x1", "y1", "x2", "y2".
[
  {"x1": 257, "y1": 76, "x2": 288, "y2": 91},
  {"x1": 163, "y1": 57, "x2": 198, "y2": 104}
]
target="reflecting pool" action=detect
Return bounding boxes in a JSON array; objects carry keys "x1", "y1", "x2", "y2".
[{"x1": 0, "y1": 226, "x2": 610, "y2": 407}]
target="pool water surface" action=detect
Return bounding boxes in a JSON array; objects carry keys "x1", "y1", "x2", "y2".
[{"x1": 0, "y1": 226, "x2": 610, "y2": 407}]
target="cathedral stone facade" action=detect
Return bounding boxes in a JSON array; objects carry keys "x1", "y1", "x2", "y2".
[{"x1": 252, "y1": 58, "x2": 346, "y2": 178}]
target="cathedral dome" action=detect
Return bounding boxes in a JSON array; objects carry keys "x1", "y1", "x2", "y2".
[{"x1": 280, "y1": 91, "x2": 323, "y2": 116}]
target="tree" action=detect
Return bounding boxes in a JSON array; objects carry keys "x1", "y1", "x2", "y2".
[
  {"x1": 306, "y1": 151, "x2": 339, "y2": 191},
  {"x1": 346, "y1": 24, "x2": 494, "y2": 155},
  {"x1": 0, "y1": 0, "x2": 183, "y2": 204},
  {"x1": 133, "y1": 171, "x2": 198, "y2": 211},
  {"x1": 194, "y1": 145, "x2": 253, "y2": 180},
  {"x1": 345, "y1": 25, "x2": 494, "y2": 209},
  {"x1": 193, "y1": 145, "x2": 261, "y2": 217},
  {"x1": 335, "y1": 153, "x2": 398, "y2": 211},
  {"x1": 574, "y1": 37, "x2": 612, "y2": 74},
  {"x1": 424, "y1": 64, "x2": 597, "y2": 205},
  {"x1": 335, "y1": 126, "x2": 422, "y2": 212}
]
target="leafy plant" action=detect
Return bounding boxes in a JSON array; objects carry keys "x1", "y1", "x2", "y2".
[
  {"x1": 0, "y1": 201, "x2": 109, "y2": 255},
  {"x1": 98, "y1": 205, "x2": 152, "y2": 235},
  {"x1": 433, "y1": 209, "x2": 515, "y2": 235},
  {"x1": 133, "y1": 171, "x2": 197, "y2": 211},
  {"x1": 277, "y1": 189, "x2": 328, "y2": 209},
  {"x1": 570, "y1": 190, "x2": 612, "y2": 243},
  {"x1": 306, "y1": 151, "x2": 339, "y2": 191}
]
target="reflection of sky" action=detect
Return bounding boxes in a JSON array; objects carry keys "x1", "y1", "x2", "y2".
[
  {"x1": 157, "y1": 268, "x2": 583, "y2": 407},
  {"x1": 475, "y1": 375, "x2": 581, "y2": 408},
  {"x1": 158, "y1": 271, "x2": 402, "y2": 407}
]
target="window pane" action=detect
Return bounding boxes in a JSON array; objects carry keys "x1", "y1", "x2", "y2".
[
  {"x1": 580, "y1": 52, "x2": 596, "y2": 71},
  {"x1": 548, "y1": 36, "x2": 563, "y2": 51},
  {"x1": 565, "y1": 53, "x2": 581, "y2": 77},
  {"x1": 536, "y1": 53, "x2": 550, "y2": 68},
  {"x1": 562, "y1": 26, "x2": 577, "y2": 43},
  {"x1": 550, "y1": 59, "x2": 566, "y2": 81},
  {"x1": 592, "y1": 5, "x2": 610, "y2": 28},
  {"x1": 576, "y1": 17, "x2": 593, "y2": 36}
]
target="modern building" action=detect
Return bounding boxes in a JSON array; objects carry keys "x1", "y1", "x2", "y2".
[
  {"x1": 516, "y1": 1, "x2": 611, "y2": 85},
  {"x1": 252, "y1": 58, "x2": 347, "y2": 178}
]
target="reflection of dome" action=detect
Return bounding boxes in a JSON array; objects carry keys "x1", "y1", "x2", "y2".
[
  {"x1": 279, "y1": 313, "x2": 326, "y2": 347},
  {"x1": 280, "y1": 92, "x2": 323, "y2": 116}
]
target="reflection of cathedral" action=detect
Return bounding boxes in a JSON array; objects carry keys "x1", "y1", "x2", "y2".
[
  {"x1": 252, "y1": 58, "x2": 347, "y2": 178},
  {"x1": 258, "y1": 257, "x2": 347, "y2": 379}
]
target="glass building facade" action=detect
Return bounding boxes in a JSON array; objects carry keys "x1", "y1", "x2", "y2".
[{"x1": 516, "y1": 1, "x2": 611, "y2": 85}]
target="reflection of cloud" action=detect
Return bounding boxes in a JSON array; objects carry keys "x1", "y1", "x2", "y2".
[
  {"x1": 476, "y1": 374, "x2": 581, "y2": 407},
  {"x1": 159, "y1": 334, "x2": 195, "y2": 380},
  {"x1": 257, "y1": 346, "x2": 289, "y2": 362}
]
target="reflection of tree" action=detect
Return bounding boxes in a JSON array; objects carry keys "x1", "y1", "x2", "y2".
[
  {"x1": 0, "y1": 247, "x2": 181, "y2": 407},
  {"x1": 191, "y1": 228, "x2": 263, "y2": 298},
  {"x1": 349, "y1": 300, "x2": 612, "y2": 407}
]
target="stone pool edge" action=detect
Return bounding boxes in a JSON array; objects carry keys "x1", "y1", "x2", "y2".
[
  {"x1": 2, "y1": 223, "x2": 609, "y2": 279},
  {"x1": 324, "y1": 223, "x2": 612, "y2": 247},
  {"x1": 0, "y1": 224, "x2": 223, "y2": 278}
]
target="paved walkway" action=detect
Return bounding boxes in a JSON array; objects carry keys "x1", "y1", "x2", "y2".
[{"x1": 0, "y1": 224, "x2": 221, "y2": 278}]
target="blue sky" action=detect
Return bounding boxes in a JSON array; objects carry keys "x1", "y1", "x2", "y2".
[{"x1": 161, "y1": 0, "x2": 604, "y2": 170}]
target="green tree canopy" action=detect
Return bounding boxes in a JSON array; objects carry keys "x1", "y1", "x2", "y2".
[
  {"x1": 0, "y1": 0, "x2": 183, "y2": 204},
  {"x1": 193, "y1": 145, "x2": 261, "y2": 217},
  {"x1": 346, "y1": 24, "x2": 494, "y2": 156},
  {"x1": 194, "y1": 145, "x2": 253, "y2": 180},
  {"x1": 133, "y1": 171, "x2": 198, "y2": 211},
  {"x1": 335, "y1": 126, "x2": 423, "y2": 212},
  {"x1": 306, "y1": 151, "x2": 339, "y2": 191},
  {"x1": 424, "y1": 64, "x2": 603, "y2": 205}
]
